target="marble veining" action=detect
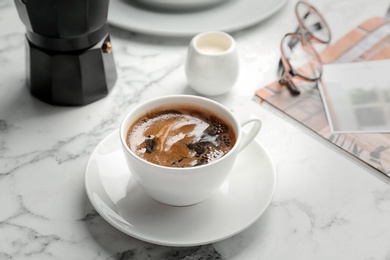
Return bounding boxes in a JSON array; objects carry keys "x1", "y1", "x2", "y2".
[{"x1": 1, "y1": 0, "x2": 390, "y2": 259}]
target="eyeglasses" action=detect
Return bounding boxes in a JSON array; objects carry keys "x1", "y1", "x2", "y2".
[{"x1": 279, "y1": 1, "x2": 331, "y2": 95}]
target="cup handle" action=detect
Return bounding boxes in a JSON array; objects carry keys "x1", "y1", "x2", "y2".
[{"x1": 238, "y1": 118, "x2": 262, "y2": 153}]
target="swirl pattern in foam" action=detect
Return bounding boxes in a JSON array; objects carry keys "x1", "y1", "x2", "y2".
[{"x1": 126, "y1": 105, "x2": 236, "y2": 167}]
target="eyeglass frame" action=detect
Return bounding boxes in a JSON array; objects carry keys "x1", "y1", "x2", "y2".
[{"x1": 278, "y1": 1, "x2": 332, "y2": 95}]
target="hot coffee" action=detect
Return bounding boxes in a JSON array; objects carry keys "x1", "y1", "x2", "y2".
[{"x1": 126, "y1": 105, "x2": 236, "y2": 168}]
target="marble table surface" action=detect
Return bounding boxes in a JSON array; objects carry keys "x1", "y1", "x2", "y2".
[{"x1": 1, "y1": 0, "x2": 390, "y2": 259}]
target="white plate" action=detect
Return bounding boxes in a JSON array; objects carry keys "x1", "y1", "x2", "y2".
[
  {"x1": 108, "y1": 0, "x2": 287, "y2": 37},
  {"x1": 85, "y1": 130, "x2": 276, "y2": 246}
]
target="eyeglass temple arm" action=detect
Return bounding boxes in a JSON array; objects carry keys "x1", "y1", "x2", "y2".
[
  {"x1": 386, "y1": 4, "x2": 390, "y2": 21},
  {"x1": 280, "y1": 77, "x2": 301, "y2": 96}
]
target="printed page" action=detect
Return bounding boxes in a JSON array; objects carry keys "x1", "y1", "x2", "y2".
[{"x1": 320, "y1": 60, "x2": 390, "y2": 133}]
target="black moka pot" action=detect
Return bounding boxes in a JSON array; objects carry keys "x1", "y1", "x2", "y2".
[{"x1": 14, "y1": 0, "x2": 117, "y2": 106}]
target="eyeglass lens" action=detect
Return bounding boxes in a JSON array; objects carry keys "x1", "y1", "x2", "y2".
[
  {"x1": 281, "y1": 34, "x2": 322, "y2": 80},
  {"x1": 296, "y1": 2, "x2": 331, "y2": 43}
]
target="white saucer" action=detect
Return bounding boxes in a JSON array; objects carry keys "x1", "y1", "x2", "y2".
[
  {"x1": 108, "y1": 0, "x2": 287, "y2": 37},
  {"x1": 134, "y1": 0, "x2": 224, "y2": 10},
  {"x1": 85, "y1": 130, "x2": 276, "y2": 246}
]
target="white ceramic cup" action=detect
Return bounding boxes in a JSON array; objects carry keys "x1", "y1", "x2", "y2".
[
  {"x1": 185, "y1": 31, "x2": 239, "y2": 96},
  {"x1": 119, "y1": 95, "x2": 261, "y2": 206}
]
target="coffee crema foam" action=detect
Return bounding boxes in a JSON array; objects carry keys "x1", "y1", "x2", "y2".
[{"x1": 126, "y1": 105, "x2": 236, "y2": 168}]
